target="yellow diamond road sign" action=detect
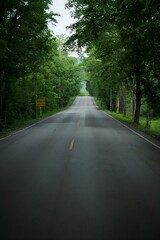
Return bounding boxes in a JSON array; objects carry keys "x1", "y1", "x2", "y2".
[{"x1": 36, "y1": 99, "x2": 45, "y2": 107}]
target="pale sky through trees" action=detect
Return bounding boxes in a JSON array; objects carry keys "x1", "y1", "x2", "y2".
[
  {"x1": 49, "y1": 0, "x2": 86, "y2": 57},
  {"x1": 49, "y1": 0, "x2": 80, "y2": 57},
  {"x1": 49, "y1": 0, "x2": 74, "y2": 36}
]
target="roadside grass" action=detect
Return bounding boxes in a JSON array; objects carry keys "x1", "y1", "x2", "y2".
[
  {"x1": 0, "y1": 109, "x2": 60, "y2": 139},
  {"x1": 139, "y1": 117, "x2": 160, "y2": 138},
  {"x1": 105, "y1": 110, "x2": 160, "y2": 140},
  {"x1": 0, "y1": 97, "x2": 76, "y2": 139},
  {"x1": 105, "y1": 110, "x2": 133, "y2": 124},
  {"x1": 95, "y1": 98, "x2": 160, "y2": 140}
]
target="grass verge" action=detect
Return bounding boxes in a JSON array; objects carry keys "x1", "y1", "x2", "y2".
[
  {"x1": 95, "y1": 98, "x2": 160, "y2": 140},
  {"x1": 0, "y1": 97, "x2": 76, "y2": 139},
  {"x1": 105, "y1": 110, "x2": 160, "y2": 140}
]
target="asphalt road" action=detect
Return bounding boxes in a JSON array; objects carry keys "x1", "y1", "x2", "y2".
[{"x1": 0, "y1": 96, "x2": 160, "y2": 240}]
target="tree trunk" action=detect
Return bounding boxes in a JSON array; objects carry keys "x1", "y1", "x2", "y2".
[
  {"x1": 146, "y1": 102, "x2": 151, "y2": 128},
  {"x1": 110, "y1": 88, "x2": 113, "y2": 111},
  {"x1": 0, "y1": 70, "x2": 5, "y2": 128},
  {"x1": 134, "y1": 79, "x2": 142, "y2": 125},
  {"x1": 130, "y1": 88, "x2": 136, "y2": 121},
  {"x1": 0, "y1": 72, "x2": 3, "y2": 126},
  {"x1": 116, "y1": 92, "x2": 120, "y2": 113},
  {"x1": 134, "y1": 52, "x2": 142, "y2": 125},
  {"x1": 122, "y1": 84, "x2": 126, "y2": 116},
  {"x1": 152, "y1": 39, "x2": 160, "y2": 84},
  {"x1": 119, "y1": 85, "x2": 126, "y2": 116}
]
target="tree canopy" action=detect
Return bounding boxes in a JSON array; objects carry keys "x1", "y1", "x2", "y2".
[
  {"x1": 66, "y1": 0, "x2": 160, "y2": 125},
  {"x1": 1, "y1": 0, "x2": 160, "y2": 129},
  {"x1": 0, "y1": 0, "x2": 82, "y2": 128}
]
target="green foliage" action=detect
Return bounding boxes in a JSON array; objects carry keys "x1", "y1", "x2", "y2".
[
  {"x1": 104, "y1": 109, "x2": 160, "y2": 140},
  {"x1": 66, "y1": 0, "x2": 160, "y2": 126},
  {"x1": 0, "y1": 1, "x2": 82, "y2": 130}
]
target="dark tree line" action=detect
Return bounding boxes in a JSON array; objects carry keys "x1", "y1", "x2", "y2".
[
  {"x1": 66, "y1": 0, "x2": 160, "y2": 125},
  {"x1": 0, "y1": 0, "x2": 81, "y2": 129}
]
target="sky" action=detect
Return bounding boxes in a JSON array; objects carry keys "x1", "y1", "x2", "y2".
[
  {"x1": 49, "y1": 0, "x2": 74, "y2": 36},
  {"x1": 49, "y1": 1, "x2": 86, "y2": 58}
]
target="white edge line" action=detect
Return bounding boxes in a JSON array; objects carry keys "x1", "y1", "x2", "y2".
[
  {"x1": 0, "y1": 111, "x2": 63, "y2": 142},
  {"x1": 102, "y1": 110, "x2": 160, "y2": 150},
  {"x1": 69, "y1": 139, "x2": 75, "y2": 150}
]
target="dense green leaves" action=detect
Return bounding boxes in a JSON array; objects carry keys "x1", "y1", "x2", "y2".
[
  {"x1": 0, "y1": 0, "x2": 81, "y2": 129},
  {"x1": 66, "y1": 0, "x2": 160, "y2": 125}
]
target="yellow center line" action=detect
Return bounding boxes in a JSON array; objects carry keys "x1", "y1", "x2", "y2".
[{"x1": 69, "y1": 139, "x2": 75, "y2": 150}]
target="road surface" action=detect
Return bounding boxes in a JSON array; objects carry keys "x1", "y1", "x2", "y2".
[{"x1": 0, "y1": 96, "x2": 160, "y2": 240}]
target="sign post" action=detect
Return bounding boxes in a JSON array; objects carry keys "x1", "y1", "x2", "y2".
[
  {"x1": 40, "y1": 106, "x2": 42, "y2": 117},
  {"x1": 36, "y1": 99, "x2": 45, "y2": 117}
]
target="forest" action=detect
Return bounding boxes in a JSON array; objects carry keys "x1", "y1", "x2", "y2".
[
  {"x1": 0, "y1": 0, "x2": 82, "y2": 131},
  {"x1": 66, "y1": 0, "x2": 160, "y2": 135},
  {"x1": 1, "y1": 0, "x2": 160, "y2": 138}
]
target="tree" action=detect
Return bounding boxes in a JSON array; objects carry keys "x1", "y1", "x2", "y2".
[
  {"x1": 0, "y1": 0, "x2": 56, "y2": 127},
  {"x1": 66, "y1": 0, "x2": 160, "y2": 125}
]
